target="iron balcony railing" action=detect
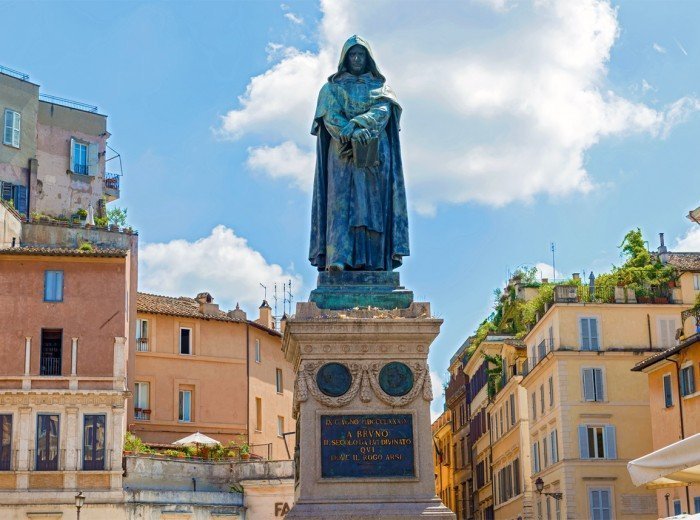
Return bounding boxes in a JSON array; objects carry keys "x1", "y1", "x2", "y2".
[
  {"x1": 105, "y1": 172, "x2": 120, "y2": 191},
  {"x1": 40, "y1": 357, "x2": 61, "y2": 376},
  {"x1": 39, "y1": 93, "x2": 98, "y2": 113},
  {"x1": 136, "y1": 338, "x2": 149, "y2": 352},
  {"x1": 553, "y1": 284, "x2": 675, "y2": 305},
  {"x1": 0, "y1": 65, "x2": 29, "y2": 81},
  {"x1": 134, "y1": 408, "x2": 151, "y2": 421}
]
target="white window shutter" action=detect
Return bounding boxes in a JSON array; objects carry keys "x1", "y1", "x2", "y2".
[
  {"x1": 12, "y1": 111, "x2": 20, "y2": 147},
  {"x1": 578, "y1": 425, "x2": 589, "y2": 459},
  {"x1": 70, "y1": 138, "x2": 76, "y2": 172},
  {"x1": 604, "y1": 425, "x2": 617, "y2": 459},
  {"x1": 582, "y1": 369, "x2": 595, "y2": 401},
  {"x1": 87, "y1": 143, "x2": 99, "y2": 176}
]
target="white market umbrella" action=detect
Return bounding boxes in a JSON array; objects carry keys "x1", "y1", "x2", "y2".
[
  {"x1": 173, "y1": 432, "x2": 220, "y2": 446},
  {"x1": 628, "y1": 433, "x2": 700, "y2": 488},
  {"x1": 86, "y1": 203, "x2": 95, "y2": 226}
]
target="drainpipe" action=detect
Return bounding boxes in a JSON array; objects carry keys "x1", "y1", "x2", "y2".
[
  {"x1": 670, "y1": 357, "x2": 691, "y2": 513},
  {"x1": 646, "y1": 315, "x2": 652, "y2": 349},
  {"x1": 246, "y1": 323, "x2": 250, "y2": 446}
]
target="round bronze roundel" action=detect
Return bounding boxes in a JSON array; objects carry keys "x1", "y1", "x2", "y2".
[
  {"x1": 379, "y1": 362, "x2": 414, "y2": 397},
  {"x1": 316, "y1": 363, "x2": 352, "y2": 397}
]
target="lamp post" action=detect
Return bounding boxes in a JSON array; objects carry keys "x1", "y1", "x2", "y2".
[
  {"x1": 535, "y1": 476, "x2": 563, "y2": 501},
  {"x1": 75, "y1": 491, "x2": 84, "y2": 519}
]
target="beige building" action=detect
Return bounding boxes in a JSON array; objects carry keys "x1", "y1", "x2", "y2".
[
  {"x1": 445, "y1": 342, "x2": 471, "y2": 519},
  {"x1": 132, "y1": 294, "x2": 295, "y2": 460},
  {"x1": 433, "y1": 409, "x2": 455, "y2": 513},
  {"x1": 486, "y1": 338, "x2": 533, "y2": 520},
  {"x1": 520, "y1": 292, "x2": 689, "y2": 520},
  {"x1": 0, "y1": 65, "x2": 120, "y2": 219}
]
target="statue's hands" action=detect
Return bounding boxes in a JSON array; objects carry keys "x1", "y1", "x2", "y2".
[
  {"x1": 339, "y1": 122, "x2": 355, "y2": 143},
  {"x1": 352, "y1": 128, "x2": 371, "y2": 145}
]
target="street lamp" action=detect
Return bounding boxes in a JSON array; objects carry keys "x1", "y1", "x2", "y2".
[
  {"x1": 75, "y1": 491, "x2": 85, "y2": 519},
  {"x1": 535, "y1": 477, "x2": 563, "y2": 501}
]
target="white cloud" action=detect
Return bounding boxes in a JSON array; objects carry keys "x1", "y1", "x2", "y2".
[
  {"x1": 641, "y1": 79, "x2": 654, "y2": 93},
  {"x1": 219, "y1": 0, "x2": 699, "y2": 215},
  {"x1": 534, "y1": 262, "x2": 566, "y2": 281},
  {"x1": 675, "y1": 226, "x2": 700, "y2": 252},
  {"x1": 653, "y1": 42, "x2": 666, "y2": 54},
  {"x1": 430, "y1": 370, "x2": 446, "y2": 422},
  {"x1": 247, "y1": 141, "x2": 315, "y2": 190},
  {"x1": 139, "y1": 225, "x2": 302, "y2": 314},
  {"x1": 284, "y1": 12, "x2": 304, "y2": 25}
]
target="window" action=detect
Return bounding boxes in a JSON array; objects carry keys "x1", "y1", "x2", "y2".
[
  {"x1": 40, "y1": 329, "x2": 62, "y2": 376},
  {"x1": 505, "y1": 400, "x2": 510, "y2": 429},
  {"x1": 1, "y1": 181, "x2": 28, "y2": 215},
  {"x1": 549, "y1": 376, "x2": 554, "y2": 407},
  {"x1": 579, "y1": 425, "x2": 617, "y2": 460},
  {"x1": 548, "y1": 326, "x2": 554, "y2": 350},
  {"x1": 178, "y1": 390, "x2": 192, "y2": 422},
  {"x1": 69, "y1": 137, "x2": 96, "y2": 175},
  {"x1": 532, "y1": 441, "x2": 540, "y2": 473},
  {"x1": 694, "y1": 274, "x2": 700, "y2": 291},
  {"x1": 513, "y1": 458, "x2": 520, "y2": 495},
  {"x1": 540, "y1": 384, "x2": 545, "y2": 414},
  {"x1": 36, "y1": 414, "x2": 59, "y2": 471},
  {"x1": 44, "y1": 271, "x2": 64, "y2": 302},
  {"x1": 694, "y1": 496, "x2": 700, "y2": 514},
  {"x1": 659, "y1": 318, "x2": 679, "y2": 348},
  {"x1": 664, "y1": 374, "x2": 674, "y2": 408},
  {"x1": 550, "y1": 429, "x2": 559, "y2": 463},
  {"x1": 546, "y1": 496, "x2": 552, "y2": 520},
  {"x1": 278, "y1": 416, "x2": 285, "y2": 437},
  {"x1": 134, "y1": 382, "x2": 150, "y2": 420},
  {"x1": 580, "y1": 317, "x2": 599, "y2": 350},
  {"x1": 83, "y1": 415, "x2": 105, "y2": 470},
  {"x1": 555, "y1": 495, "x2": 561, "y2": 520},
  {"x1": 499, "y1": 408, "x2": 504, "y2": 433},
  {"x1": 537, "y1": 339, "x2": 547, "y2": 361},
  {"x1": 532, "y1": 392, "x2": 537, "y2": 419},
  {"x1": 3, "y1": 109, "x2": 20, "y2": 148},
  {"x1": 0, "y1": 415, "x2": 12, "y2": 470},
  {"x1": 255, "y1": 397, "x2": 262, "y2": 431},
  {"x1": 180, "y1": 328, "x2": 191, "y2": 355},
  {"x1": 543, "y1": 436, "x2": 549, "y2": 468},
  {"x1": 136, "y1": 319, "x2": 148, "y2": 352},
  {"x1": 276, "y1": 368, "x2": 283, "y2": 394},
  {"x1": 255, "y1": 339, "x2": 261, "y2": 363},
  {"x1": 673, "y1": 499, "x2": 682, "y2": 516},
  {"x1": 681, "y1": 365, "x2": 696, "y2": 396},
  {"x1": 582, "y1": 368, "x2": 605, "y2": 402},
  {"x1": 510, "y1": 393, "x2": 516, "y2": 424},
  {"x1": 589, "y1": 488, "x2": 612, "y2": 520}
]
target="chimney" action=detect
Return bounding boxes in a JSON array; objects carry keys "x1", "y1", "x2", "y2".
[
  {"x1": 658, "y1": 232, "x2": 669, "y2": 264},
  {"x1": 572, "y1": 273, "x2": 580, "y2": 282},
  {"x1": 228, "y1": 302, "x2": 247, "y2": 321},
  {"x1": 541, "y1": 278, "x2": 549, "y2": 284},
  {"x1": 257, "y1": 300, "x2": 273, "y2": 329},
  {"x1": 196, "y1": 292, "x2": 219, "y2": 314},
  {"x1": 280, "y1": 312, "x2": 289, "y2": 334}
]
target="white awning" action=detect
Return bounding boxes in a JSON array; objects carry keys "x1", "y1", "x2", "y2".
[
  {"x1": 628, "y1": 433, "x2": 700, "y2": 488},
  {"x1": 173, "y1": 432, "x2": 221, "y2": 446}
]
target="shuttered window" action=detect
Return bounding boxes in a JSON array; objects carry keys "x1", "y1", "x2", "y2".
[
  {"x1": 550, "y1": 429, "x2": 559, "y2": 463},
  {"x1": 580, "y1": 318, "x2": 599, "y2": 350},
  {"x1": 579, "y1": 425, "x2": 616, "y2": 459},
  {"x1": 663, "y1": 374, "x2": 673, "y2": 407},
  {"x1": 582, "y1": 368, "x2": 604, "y2": 402},
  {"x1": 44, "y1": 271, "x2": 64, "y2": 302},
  {"x1": 681, "y1": 365, "x2": 696, "y2": 397},
  {"x1": 532, "y1": 441, "x2": 540, "y2": 473},
  {"x1": 659, "y1": 318, "x2": 678, "y2": 348},
  {"x1": 589, "y1": 488, "x2": 612, "y2": 520},
  {"x1": 3, "y1": 109, "x2": 20, "y2": 148}
]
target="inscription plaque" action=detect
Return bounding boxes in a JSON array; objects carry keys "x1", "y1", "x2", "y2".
[{"x1": 320, "y1": 414, "x2": 415, "y2": 478}]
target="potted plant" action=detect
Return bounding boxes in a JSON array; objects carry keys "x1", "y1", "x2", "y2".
[{"x1": 239, "y1": 443, "x2": 250, "y2": 461}]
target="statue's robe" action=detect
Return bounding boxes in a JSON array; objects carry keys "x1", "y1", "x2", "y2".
[{"x1": 309, "y1": 36, "x2": 409, "y2": 271}]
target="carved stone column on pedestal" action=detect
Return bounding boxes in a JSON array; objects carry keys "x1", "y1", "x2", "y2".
[{"x1": 283, "y1": 291, "x2": 455, "y2": 520}]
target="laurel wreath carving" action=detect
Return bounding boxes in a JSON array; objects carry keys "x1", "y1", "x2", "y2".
[{"x1": 293, "y1": 361, "x2": 433, "y2": 410}]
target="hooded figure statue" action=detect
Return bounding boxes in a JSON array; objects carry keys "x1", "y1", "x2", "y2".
[{"x1": 309, "y1": 35, "x2": 409, "y2": 272}]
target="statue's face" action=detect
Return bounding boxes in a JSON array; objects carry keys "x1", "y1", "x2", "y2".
[{"x1": 346, "y1": 45, "x2": 367, "y2": 75}]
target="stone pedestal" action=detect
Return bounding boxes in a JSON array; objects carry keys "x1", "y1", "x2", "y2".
[{"x1": 283, "y1": 295, "x2": 455, "y2": 519}]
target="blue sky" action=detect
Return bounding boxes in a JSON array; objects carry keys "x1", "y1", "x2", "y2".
[{"x1": 4, "y1": 0, "x2": 700, "y2": 416}]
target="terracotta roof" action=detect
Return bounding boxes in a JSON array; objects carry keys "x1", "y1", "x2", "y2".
[
  {"x1": 665, "y1": 252, "x2": 700, "y2": 272},
  {"x1": 632, "y1": 333, "x2": 700, "y2": 371},
  {"x1": 0, "y1": 246, "x2": 128, "y2": 257},
  {"x1": 137, "y1": 292, "x2": 281, "y2": 337}
]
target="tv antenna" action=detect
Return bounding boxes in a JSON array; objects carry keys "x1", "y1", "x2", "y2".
[
  {"x1": 259, "y1": 283, "x2": 267, "y2": 302},
  {"x1": 284, "y1": 279, "x2": 294, "y2": 316},
  {"x1": 551, "y1": 242, "x2": 556, "y2": 281}
]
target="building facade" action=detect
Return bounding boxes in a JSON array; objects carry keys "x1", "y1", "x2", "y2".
[
  {"x1": 433, "y1": 409, "x2": 455, "y2": 513},
  {"x1": 0, "y1": 65, "x2": 120, "y2": 220},
  {"x1": 131, "y1": 294, "x2": 295, "y2": 460}
]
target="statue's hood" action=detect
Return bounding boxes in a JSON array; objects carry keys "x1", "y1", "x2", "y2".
[{"x1": 330, "y1": 35, "x2": 385, "y2": 82}]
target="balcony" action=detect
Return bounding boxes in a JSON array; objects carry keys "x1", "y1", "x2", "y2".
[
  {"x1": 104, "y1": 172, "x2": 121, "y2": 202},
  {"x1": 39, "y1": 357, "x2": 61, "y2": 376},
  {"x1": 553, "y1": 284, "x2": 679, "y2": 305},
  {"x1": 134, "y1": 408, "x2": 151, "y2": 421},
  {"x1": 136, "y1": 338, "x2": 149, "y2": 352}
]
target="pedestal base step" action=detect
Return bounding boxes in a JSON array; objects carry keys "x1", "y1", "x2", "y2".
[
  {"x1": 309, "y1": 271, "x2": 414, "y2": 310},
  {"x1": 285, "y1": 497, "x2": 456, "y2": 519}
]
